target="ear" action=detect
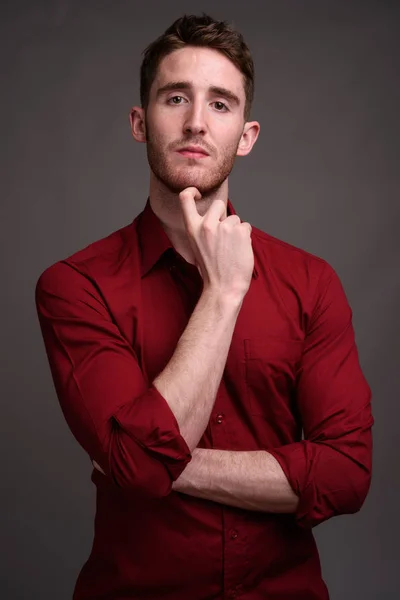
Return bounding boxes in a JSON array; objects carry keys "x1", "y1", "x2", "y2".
[
  {"x1": 236, "y1": 120, "x2": 260, "y2": 157},
  {"x1": 129, "y1": 106, "x2": 147, "y2": 143}
]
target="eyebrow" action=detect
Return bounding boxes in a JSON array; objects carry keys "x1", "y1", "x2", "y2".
[{"x1": 155, "y1": 81, "x2": 241, "y2": 106}]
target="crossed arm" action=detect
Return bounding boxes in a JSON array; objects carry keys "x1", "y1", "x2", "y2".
[
  {"x1": 170, "y1": 448, "x2": 298, "y2": 512},
  {"x1": 94, "y1": 448, "x2": 299, "y2": 513},
  {"x1": 38, "y1": 259, "x2": 373, "y2": 528}
]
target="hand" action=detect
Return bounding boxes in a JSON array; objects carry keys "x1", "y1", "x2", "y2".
[{"x1": 179, "y1": 187, "x2": 254, "y2": 301}]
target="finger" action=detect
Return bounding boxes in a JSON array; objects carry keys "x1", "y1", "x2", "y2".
[
  {"x1": 241, "y1": 221, "x2": 252, "y2": 234},
  {"x1": 179, "y1": 187, "x2": 202, "y2": 232},
  {"x1": 221, "y1": 214, "x2": 241, "y2": 227},
  {"x1": 203, "y1": 199, "x2": 227, "y2": 224}
]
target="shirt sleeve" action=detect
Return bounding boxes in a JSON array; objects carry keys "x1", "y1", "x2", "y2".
[
  {"x1": 35, "y1": 261, "x2": 192, "y2": 498},
  {"x1": 268, "y1": 261, "x2": 374, "y2": 528}
]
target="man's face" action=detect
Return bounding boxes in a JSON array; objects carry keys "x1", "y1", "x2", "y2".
[{"x1": 144, "y1": 46, "x2": 247, "y2": 195}]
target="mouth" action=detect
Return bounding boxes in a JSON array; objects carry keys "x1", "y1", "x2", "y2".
[{"x1": 176, "y1": 146, "x2": 210, "y2": 159}]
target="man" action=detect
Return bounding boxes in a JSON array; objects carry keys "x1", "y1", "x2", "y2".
[{"x1": 35, "y1": 13, "x2": 373, "y2": 600}]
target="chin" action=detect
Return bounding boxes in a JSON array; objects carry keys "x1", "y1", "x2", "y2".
[
  {"x1": 180, "y1": 180, "x2": 221, "y2": 196},
  {"x1": 176, "y1": 170, "x2": 223, "y2": 193},
  {"x1": 152, "y1": 160, "x2": 226, "y2": 195}
]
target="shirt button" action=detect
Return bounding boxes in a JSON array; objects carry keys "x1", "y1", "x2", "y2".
[
  {"x1": 230, "y1": 529, "x2": 238, "y2": 539},
  {"x1": 216, "y1": 414, "x2": 224, "y2": 424}
]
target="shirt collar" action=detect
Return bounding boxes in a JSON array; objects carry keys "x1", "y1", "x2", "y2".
[{"x1": 137, "y1": 197, "x2": 258, "y2": 279}]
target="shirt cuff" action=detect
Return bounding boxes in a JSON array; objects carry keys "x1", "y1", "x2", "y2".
[
  {"x1": 268, "y1": 442, "x2": 316, "y2": 527},
  {"x1": 112, "y1": 383, "x2": 192, "y2": 480}
]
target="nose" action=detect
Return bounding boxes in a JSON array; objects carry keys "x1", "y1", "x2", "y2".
[{"x1": 183, "y1": 100, "x2": 207, "y2": 136}]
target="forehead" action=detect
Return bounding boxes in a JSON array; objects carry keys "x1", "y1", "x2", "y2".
[{"x1": 153, "y1": 46, "x2": 245, "y2": 99}]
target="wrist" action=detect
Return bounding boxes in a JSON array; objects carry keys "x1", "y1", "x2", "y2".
[{"x1": 201, "y1": 286, "x2": 244, "y2": 316}]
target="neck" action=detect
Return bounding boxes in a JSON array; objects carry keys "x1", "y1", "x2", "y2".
[{"x1": 148, "y1": 172, "x2": 229, "y2": 264}]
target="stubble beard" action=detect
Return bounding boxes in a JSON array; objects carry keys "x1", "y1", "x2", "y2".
[{"x1": 145, "y1": 121, "x2": 241, "y2": 196}]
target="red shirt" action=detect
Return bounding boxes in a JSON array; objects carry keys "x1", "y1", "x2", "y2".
[{"x1": 35, "y1": 198, "x2": 373, "y2": 600}]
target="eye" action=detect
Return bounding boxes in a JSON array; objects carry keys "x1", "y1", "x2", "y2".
[
  {"x1": 167, "y1": 96, "x2": 187, "y2": 105},
  {"x1": 213, "y1": 101, "x2": 228, "y2": 112}
]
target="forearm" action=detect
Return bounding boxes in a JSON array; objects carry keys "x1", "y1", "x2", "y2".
[
  {"x1": 172, "y1": 448, "x2": 299, "y2": 513},
  {"x1": 153, "y1": 290, "x2": 241, "y2": 452}
]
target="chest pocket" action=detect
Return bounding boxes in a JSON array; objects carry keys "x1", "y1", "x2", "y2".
[{"x1": 244, "y1": 337, "x2": 303, "y2": 422}]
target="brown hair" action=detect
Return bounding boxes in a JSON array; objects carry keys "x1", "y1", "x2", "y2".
[{"x1": 140, "y1": 14, "x2": 255, "y2": 120}]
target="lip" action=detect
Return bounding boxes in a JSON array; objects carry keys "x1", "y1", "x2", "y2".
[{"x1": 177, "y1": 146, "x2": 210, "y2": 158}]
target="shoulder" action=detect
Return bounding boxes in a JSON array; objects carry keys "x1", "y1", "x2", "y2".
[
  {"x1": 251, "y1": 224, "x2": 334, "y2": 282},
  {"x1": 36, "y1": 219, "x2": 137, "y2": 298},
  {"x1": 250, "y1": 225, "x2": 346, "y2": 319}
]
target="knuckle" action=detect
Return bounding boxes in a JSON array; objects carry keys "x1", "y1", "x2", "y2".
[
  {"x1": 222, "y1": 215, "x2": 240, "y2": 227},
  {"x1": 201, "y1": 220, "x2": 214, "y2": 233}
]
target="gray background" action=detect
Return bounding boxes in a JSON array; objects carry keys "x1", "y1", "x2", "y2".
[{"x1": 1, "y1": 0, "x2": 399, "y2": 598}]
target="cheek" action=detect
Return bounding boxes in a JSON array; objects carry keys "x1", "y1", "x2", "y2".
[
  {"x1": 218, "y1": 132, "x2": 242, "y2": 154},
  {"x1": 150, "y1": 116, "x2": 177, "y2": 145},
  {"x1": 211, "y1": 118, "x2": 242, "y2": 144}
]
